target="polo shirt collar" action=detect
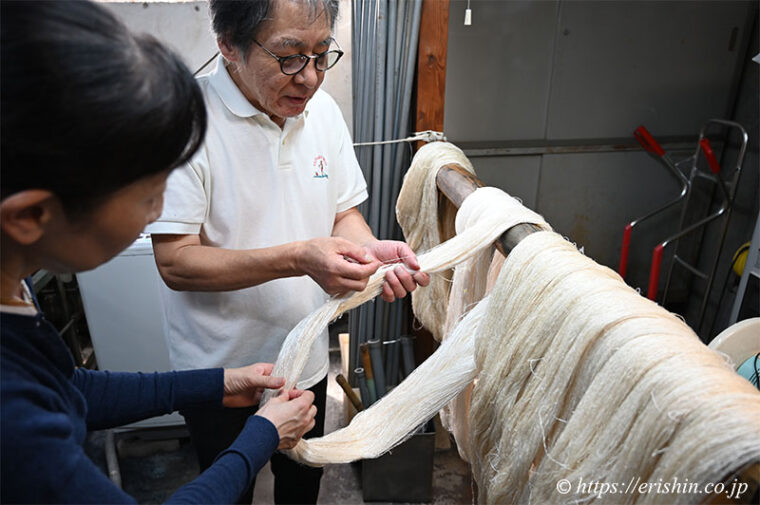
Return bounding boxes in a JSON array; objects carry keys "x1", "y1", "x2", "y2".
[
  {"x1": 208, "y1": 54, "x2": 312, "y2": 124},
  {"x1": 208, "y1": 55, "x2": 262, "y2": 118}
]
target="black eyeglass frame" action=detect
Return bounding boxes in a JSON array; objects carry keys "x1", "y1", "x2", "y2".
[{"x1": 252, "y1": 38, "x2": 344, "y2": 75}]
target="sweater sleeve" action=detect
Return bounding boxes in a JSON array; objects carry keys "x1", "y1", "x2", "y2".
[
  {"x1": 1, "y1": 375, "x2": 139, "y2": 504},
  {"x1": 1, "y1": 372, "x2": 278, "y2": 504},
  {"x1": 72, "y1": 368, "x2": 223, "y2": 430},
  {"x1": 165, "y1": 416, "x2": 279, "y2": 504}
]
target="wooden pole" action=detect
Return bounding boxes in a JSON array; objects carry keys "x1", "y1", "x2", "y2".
[
  {"x1": 410, "y1": 0, "x2": 451, "y2": 368},
  {"x1": 436, "y1": 164, "x2": 542, "y2": 255},
  {"x1": 414, "y1": 0, "x2": 449, "y2": 143}
]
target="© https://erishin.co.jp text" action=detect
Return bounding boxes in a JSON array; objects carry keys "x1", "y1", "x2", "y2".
[{"x1": 555, "y1": 476, "x2": 749, "y2": 501}]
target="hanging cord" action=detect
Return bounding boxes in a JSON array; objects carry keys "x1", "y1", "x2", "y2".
[
  {"x1": 194, "y1": 51, "x2": 220, "y2": 76},
  {"x1": 353, "y1": 130, "x2": 446, "y2": 147}
]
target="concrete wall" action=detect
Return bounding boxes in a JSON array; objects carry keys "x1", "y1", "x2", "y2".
[
  {"x1": 444, "y1": 0, "x2": 758, "y2": 336},
  {"x1": 103, "y1": 0, "x2": 354, "y2": 130}
]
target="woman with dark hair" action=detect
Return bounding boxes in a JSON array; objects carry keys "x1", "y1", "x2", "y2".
[{"x1": 0, "y1": 1, "x2": 316, "y2": 503}]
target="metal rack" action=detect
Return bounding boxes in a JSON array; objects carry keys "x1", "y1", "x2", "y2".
[
  {"x1": 32, "y1": 271, "x2": 95, "y2": 369},
  {"x1": 619, "y1": 119, "x2": 748, "y2": 333}
]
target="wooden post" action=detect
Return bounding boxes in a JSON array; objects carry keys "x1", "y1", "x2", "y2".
[
  {"x1": 414, "y1": 0, "x2": 449, "y2": 143},
  {"x1": 410, "y1": 0, "x2": 450, "y2": 366}
]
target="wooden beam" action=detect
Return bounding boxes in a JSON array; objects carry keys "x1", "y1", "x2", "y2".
[
  {"x1": 414, "y1": 0, "x2": 449, "y2": 136},
  {"x1": 411, "y1": 0, "x2": 450, "y2": 361}
]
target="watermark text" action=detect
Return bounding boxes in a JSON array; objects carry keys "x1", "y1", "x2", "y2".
[{"x1": 555, "y1": 476, "x2": 748, "y2": 500}]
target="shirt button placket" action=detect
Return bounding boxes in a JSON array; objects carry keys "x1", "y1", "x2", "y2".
[{"x1": 279, "y1": 122, "x2": 293, "y2": 170}]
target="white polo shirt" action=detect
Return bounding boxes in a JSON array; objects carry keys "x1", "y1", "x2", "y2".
[{"x1": 147, "y1": 56, "x2": 368, "y2": 389}]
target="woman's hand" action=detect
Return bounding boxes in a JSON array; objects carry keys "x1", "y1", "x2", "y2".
[
  {"x1": 223, "y1": 363, "x2": 285, "y2": 408},
  {"x1": 256, "y1": 389, "x2": 317, "y2": 449}
]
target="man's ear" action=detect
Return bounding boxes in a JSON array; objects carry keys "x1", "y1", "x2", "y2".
[
  {"x1": 217, "y1": 37, "x2": 240, "y2": 65},
  {"x1": 0, "y1": 190, "x2": 57, "y2": 245}
]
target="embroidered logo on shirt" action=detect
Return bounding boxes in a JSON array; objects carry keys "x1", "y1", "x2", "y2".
[{"x1": 313, "y1": 155, "x2": 328, "y2": 179}]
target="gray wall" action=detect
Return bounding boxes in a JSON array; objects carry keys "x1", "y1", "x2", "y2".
[{"x1": 444, "y1": 0, "x2": 758, "y2": 337}]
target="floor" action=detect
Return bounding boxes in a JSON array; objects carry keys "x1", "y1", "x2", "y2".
[{"x1": 85, "y1": 324, "x2": 474, "y2": 504}]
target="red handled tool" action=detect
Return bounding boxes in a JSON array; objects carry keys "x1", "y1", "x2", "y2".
[
  {"x1": 699, "y1": 138, "x2": 721, "y2": 174},
  {"x1": 618, "y1": 126, "x2": 689, "y2": 279},
  {"x1": 621, "y1": 119, "x2": 748, "y2": 336}
]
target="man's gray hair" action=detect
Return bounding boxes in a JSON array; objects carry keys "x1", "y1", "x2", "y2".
[{"x1": 209, "y1": 0, "x2": 339, "y2": 56}]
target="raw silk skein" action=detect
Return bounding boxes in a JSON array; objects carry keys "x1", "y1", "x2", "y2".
[
  {"x1": 397, "y1": 142, "x2": 547, "y2": 462},
  {"x1": 469, "y1": 230, "x2": 760, "y2": 504},
  {"x1": 396, "y1": 141, "x2": 476, "y2": 341},
  {"x1": 439, "y1": 187, "x2": 530, "y2": 463}
]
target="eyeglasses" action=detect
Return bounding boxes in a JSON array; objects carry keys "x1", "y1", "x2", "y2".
[{"x1": 252, "y1": 39, "x2": 344, "y2": 75}]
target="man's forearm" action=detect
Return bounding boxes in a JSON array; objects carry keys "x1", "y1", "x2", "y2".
[
  {"x1": 153, "y1": 238, "x2": 304, "y2": 292},
  {"x1": 332, "y1": 207, "x2": 377, "y2": 246}
]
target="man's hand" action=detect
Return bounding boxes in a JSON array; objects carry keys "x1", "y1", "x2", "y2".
[
  {"x1": 365, "y1": 240, "x2": 430, "y2": 302},
  {"x1": 223, "y1": 363, "x2": 285, "y2": 408},
  {"x1": 297, "y1": 237, "x2": 381, "y2": 296},
  {"x1": 256, "y1": 389, "x2": 317, "y2": 449}
]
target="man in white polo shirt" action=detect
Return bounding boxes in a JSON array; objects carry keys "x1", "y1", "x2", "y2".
[{"x1": 148, "y1": 1, "x2": 429, "y2": 503}]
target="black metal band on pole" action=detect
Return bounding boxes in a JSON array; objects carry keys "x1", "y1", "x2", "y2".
[{"x1": 435, "y1": 164, "x2": 542, "y2": 255}]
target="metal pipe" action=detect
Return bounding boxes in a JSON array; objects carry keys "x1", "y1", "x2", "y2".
[
  {"x1": 348, "y1": 309, "x2": 361, "y2": 384},
  {"x1": 384, "y1": 339, "x2": 400, "y2": 387},
  {"x1": 354, "y1": 367, "x2": 371, "y2": 409},
  {"x1": 362, "y1": 310, "x2": 373, "y2": 352},
  {"x1": 348, "y1": 0, "x2": 363, "y2": 369},
  {"x1": 370, "y1": 0, "x2": 386, "y2": 235},
  {"x1": 391, "y1": 337, "x2": 400, "y2": 386},
  {"x1": 368, "y1": 0, "x2": 388, "y2": 346},
  {"x1": 104, "y1": 430, "x2": 122, "y2": 488},
  {"x1": 373, "y1": 300, "x2": 387, "y2": 355},
  {"x1": 336, "y1": 373, "x2": 363, "y2": 412},
  {"x1": 694, "y1": 121, "x2": 747, "y2": 334},
  {"x1": 400, "y1": 335, "x2": 416, "y2": 377},
  {"x1": 379, "y1": 0, "x2": 396, "y2": 241},
  {"x1": 355, "y1": 0, "x2": 379, "y2": 377},
  {"x1": 359, "y1": 343, "x2": 377, "y2": 403},
  {"x1": 368, "y1": 339, "x2": 387, "y2": 398},
  {"x1": 388, "y1": 303, "x2": 401, "y2": 360},
  {"x1": 358, "y1": 0, "x2": 374, "y2": 152},
  {"x1": 389, "y1": 0, "x2": 422, "y2": 211},
  {"x1": 459, "y1": 138, "x2": 698, "y2": 157},
  {"x1": 383, "y1": 339, "x2": 394, "y2": 387}
]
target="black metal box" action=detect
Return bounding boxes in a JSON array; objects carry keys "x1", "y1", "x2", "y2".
[{"x1": 361, "y1": 420, "x2": 435, "y2": 502}]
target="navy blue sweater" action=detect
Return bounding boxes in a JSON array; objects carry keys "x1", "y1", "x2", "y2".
[{"x1": 1, "y1": 311, "x2": 279, "y2": 504}]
